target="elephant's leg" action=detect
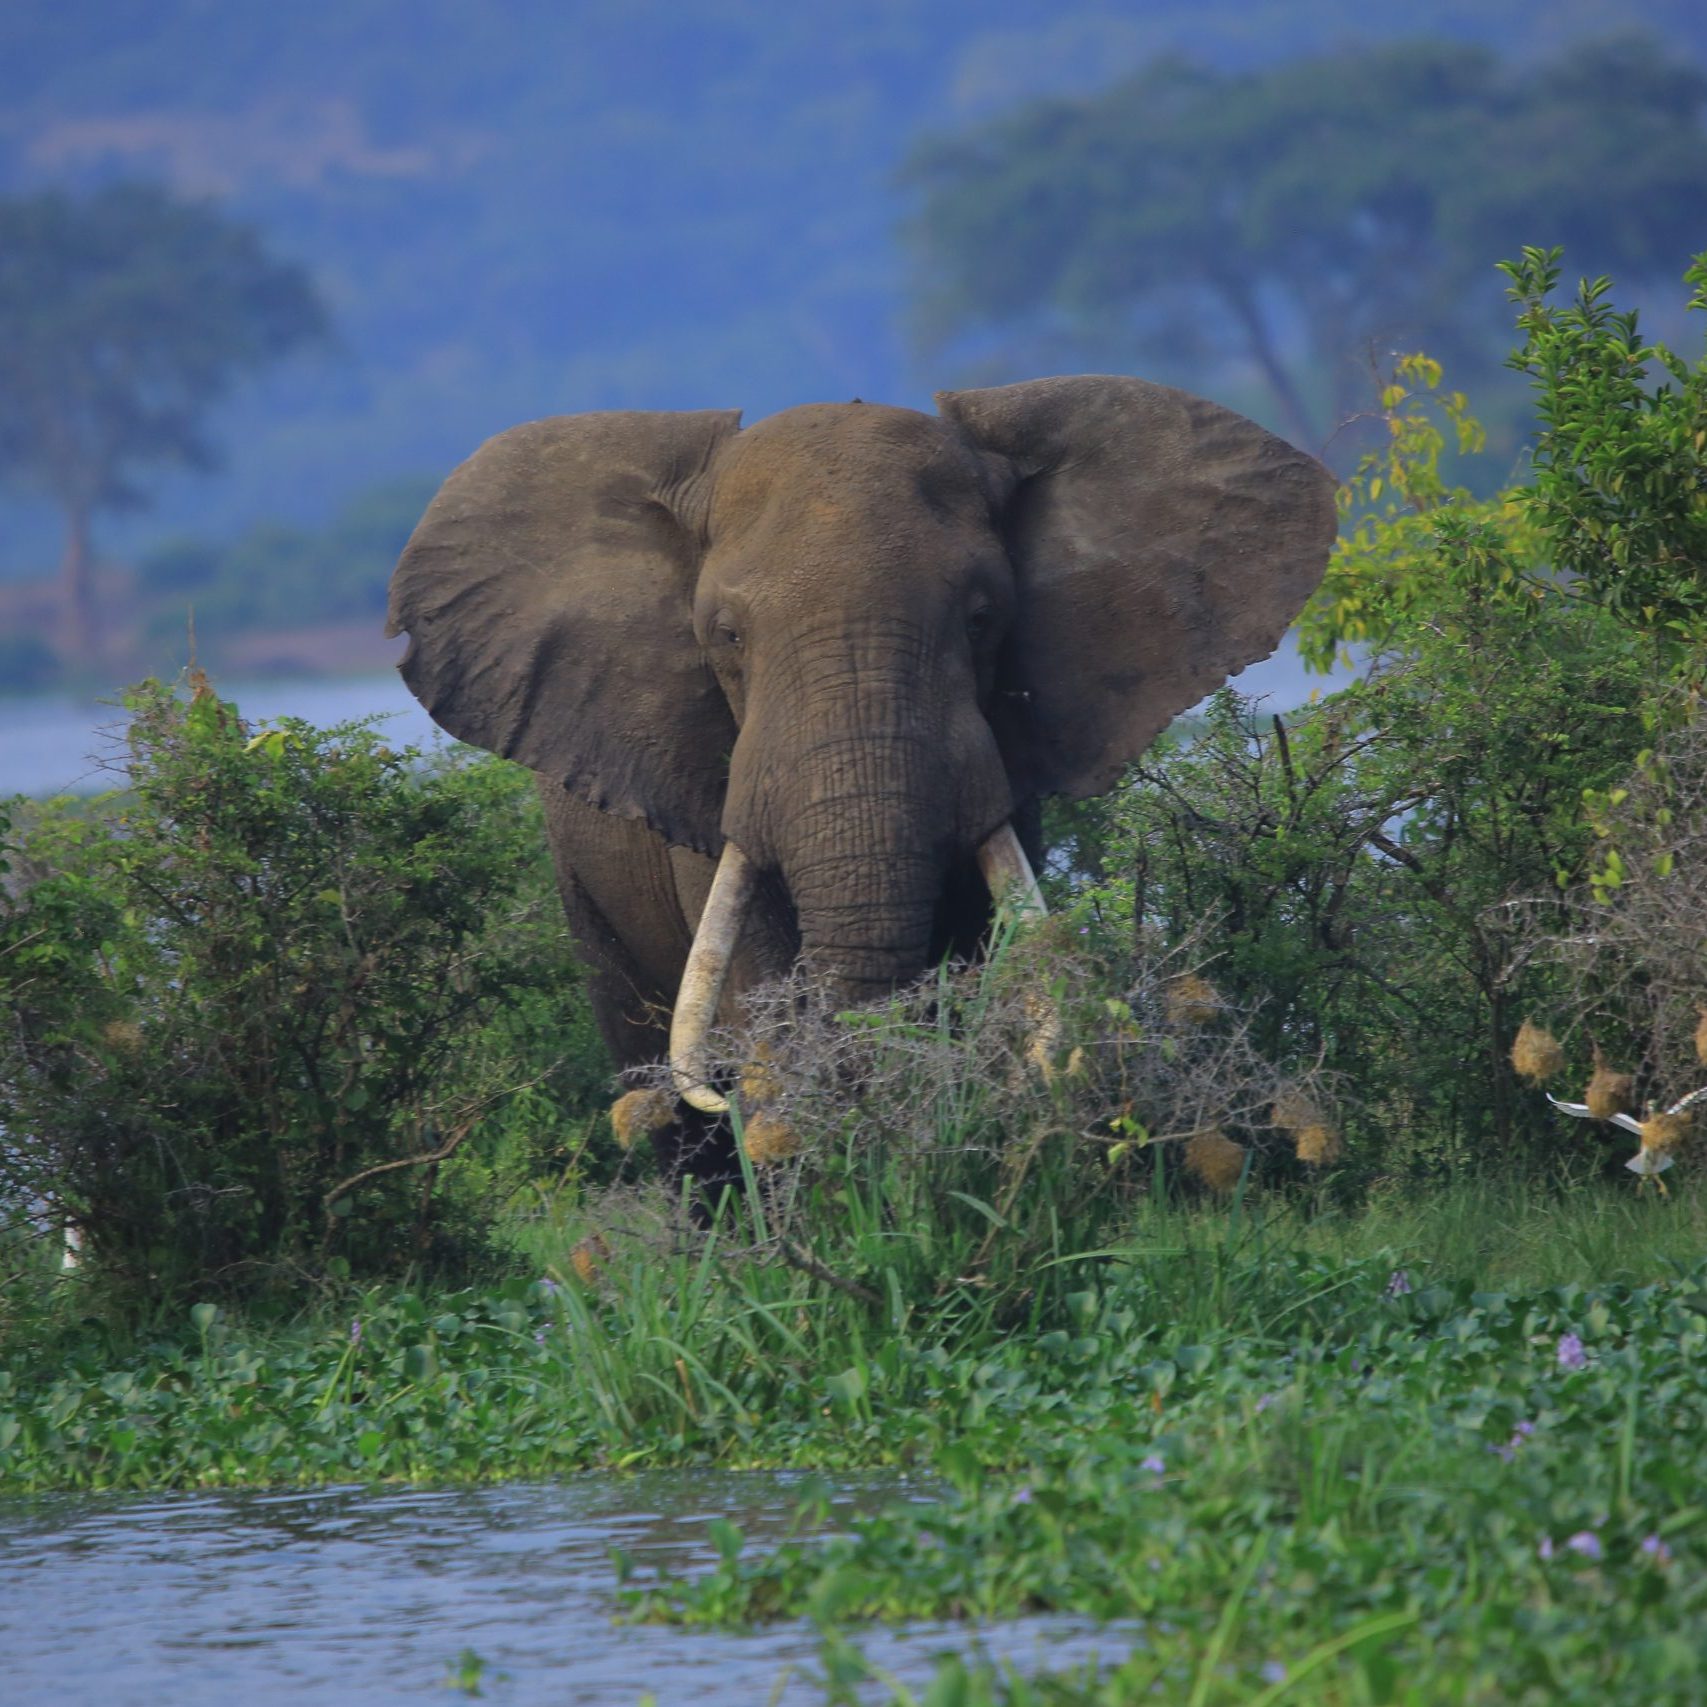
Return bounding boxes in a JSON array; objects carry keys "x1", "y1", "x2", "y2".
[{"x1": 535, "y1": 781, "x2": 751, "y2": 1209}]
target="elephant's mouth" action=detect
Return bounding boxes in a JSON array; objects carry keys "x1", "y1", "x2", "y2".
[{"x1": 669, "y1": 823, "x2": 1046, "y2": 1115}]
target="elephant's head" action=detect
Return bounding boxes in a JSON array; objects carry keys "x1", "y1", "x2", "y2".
[{"x1": 387, "y1": 376, "x2": 1335, "y2": 1051}]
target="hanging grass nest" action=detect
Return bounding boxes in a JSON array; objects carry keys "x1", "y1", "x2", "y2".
[
  {"x1": 1166, "y1": 973, "x2": 1221, "y2": 1027},
  {"x1": 1184, "y1": 1127, "x2": 1248, "y2": 1193},
  {"x1": 1584, "y1": 1052, "x2": 1637, "y2": 1122},
  {"x1": 738, "y1": 1045, "x2": 783, "y2": 1109},
  {"x1": 569, "y1": 1232, "x2": 612, "y2": 1286},
  {"x1": 742, "y1": 1112, "x2": 802, "y2": 1166},
  {"x1": 1639, "y1": 1109, "x2": 1692, "y2": 1156},
  {"x1": 1294, "y1": 1122, "x2": 1345, "y2": 1166},
  {"x1": 1271, "y1": 1087, "x2": 1342, "y2": 1167},
  {"x1": 609, "y1": 1087, "x2": 676, "y2": 1151},
  {"x1": 1511, "y1": 1019, "x2": 1566, "y2": 1086}
]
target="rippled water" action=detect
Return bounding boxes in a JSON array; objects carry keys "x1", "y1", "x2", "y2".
[{"x1": 0, "y1": 1473, "x2": 1128, "y2": 1705}]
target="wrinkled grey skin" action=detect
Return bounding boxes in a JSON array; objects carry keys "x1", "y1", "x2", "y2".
[{"x1": 388, "y1": 376, "x2": 1337, "y2": 1193}]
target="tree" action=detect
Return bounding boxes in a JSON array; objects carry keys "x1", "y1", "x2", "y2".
[
  {"x1": 1502, "y1": 246, "x2": 1707, "y2": 663},
  {"x1": 901, "y1": 37, "x2": 1707, "y2": 448},
  {"x1": 0, "y1": 184, "x2": 327, "y2": 661}
]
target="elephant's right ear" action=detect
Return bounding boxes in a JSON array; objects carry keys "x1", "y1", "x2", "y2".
[{"x1": 387, "y1": 409, "x2": 742, "y2": 855}]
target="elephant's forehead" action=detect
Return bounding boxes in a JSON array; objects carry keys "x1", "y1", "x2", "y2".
[{"x1": 713, "y1": 403, "x2": 985, "y2": 523}]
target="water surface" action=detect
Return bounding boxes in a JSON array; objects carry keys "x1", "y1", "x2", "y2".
[
  {"x1": 0, "y1": 639, "x2": 1343, "y2": 799},
  {"x1": 0, "y1": 1473, "x2": 1127, "y2": 1705}
]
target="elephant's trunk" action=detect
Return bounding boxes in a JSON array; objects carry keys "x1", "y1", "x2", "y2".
[
  {"x1": 773, "y1": 724, "x2": 947, "y2": 1001},
  {"x1": 667, "y1": 822, "x2": 1046, "y2": 1115}
]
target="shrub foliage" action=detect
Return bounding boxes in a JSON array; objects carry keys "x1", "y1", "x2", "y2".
[{"x1": 0, "y1": 677, "x2": 607, "y2": 1300}]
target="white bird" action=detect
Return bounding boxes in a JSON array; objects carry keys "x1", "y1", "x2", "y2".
[{"x1": 1547, "y1": 1083, "x2": 1707, "y2": 1175}]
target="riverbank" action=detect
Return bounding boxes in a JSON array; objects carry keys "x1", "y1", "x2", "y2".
[{"x1": 5, "y1": 1178, "x2": 1706, "y2": 1701}]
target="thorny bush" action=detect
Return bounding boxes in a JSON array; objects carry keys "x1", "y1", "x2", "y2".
[
  {"x1": 1508, "y1": 704, "x2": 1707, "y2": 1171},
  {"x1": 624, "y1": 919, "x2": 1335, "y2": 1327}
]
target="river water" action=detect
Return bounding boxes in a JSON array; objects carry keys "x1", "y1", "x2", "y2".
[
  {"x1": 0, "y1": 641, "x2": 1340, "y2": 800},
  {"x1": 0, "y1": 1472, "x2": 1130, "y2": 1705}
]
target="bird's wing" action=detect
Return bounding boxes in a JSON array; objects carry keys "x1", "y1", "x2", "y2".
[
  {"x1": 1546, "y1": 1095, "x2": 1643, "y2": 1136},
  {"x1": 1627, "y1": 1149, "x2": 1675, "y2": 1175}
]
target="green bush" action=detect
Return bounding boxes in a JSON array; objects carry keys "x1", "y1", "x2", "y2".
[
  {"x1": 0, "y1": 675, "x2": 610, "y2": 1304},
  {"x1": 1052, "y1": 297, "x2": 1687, "y2": 1178}
]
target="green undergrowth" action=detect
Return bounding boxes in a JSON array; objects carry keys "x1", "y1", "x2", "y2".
[
  {"x1": 640, "y1": 1263, "x2": 1707, "y2": 1703},
  {"x1": 5, "y1": 1180, "x2": 1707, "y2": 1701}
]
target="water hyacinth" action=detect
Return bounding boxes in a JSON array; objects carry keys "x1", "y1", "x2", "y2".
[
  {"x1": 1557, "y1": 1332, "x2": 1587, "y2": 1371},
  {"x1": 1385, "y1": 1269, "x2": 1413, "y2": 1297},
  {"x1": 1490, "y1": 1419, "x2": 1535, "y2": 1462},
  {"x1": 1140, "y1": 1454, "x2": 1166, "y2": 1479},
  {"x1": 1642, "y1": 1535, "x2": 1675, "y2": 1565},
  {"x1": 1565, "y1": 1531, "x2": 1603, "y2": 1561}
]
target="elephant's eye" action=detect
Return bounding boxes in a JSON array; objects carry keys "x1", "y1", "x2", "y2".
[
  {"x1": 714, "y1": 619, "x2": 742, "y2": 651},
  {"x1": 966, "y1": 606, "x2": 994, "y2": 643}
]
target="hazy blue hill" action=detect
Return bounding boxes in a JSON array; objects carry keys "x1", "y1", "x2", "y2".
[{"x1": 1, "y1": 0, "x2": 1702, "y2": 574}]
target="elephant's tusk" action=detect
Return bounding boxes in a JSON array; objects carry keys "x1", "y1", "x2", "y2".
[
  {"x1": 976, "y1": 822, "x2": 1048, "y2": 918},
  {"x1": 978, "y1": 823, "x2": 1058, "y2": 1077},
  {"x1": 670, "y1": 841, "x2": 757, "y2": 1115}
]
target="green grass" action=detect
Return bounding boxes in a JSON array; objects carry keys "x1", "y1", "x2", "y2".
[{"x1": 4, "y1": 1174, "x2": 1706, "y2": 1702}]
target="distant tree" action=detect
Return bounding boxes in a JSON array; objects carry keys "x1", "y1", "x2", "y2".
[
  {"x1": 902, "y1": 37, "x2": 1707, "y2": 447},
  {"x1": 0, "y1": 184, "x2": 327, "y2": 660}
]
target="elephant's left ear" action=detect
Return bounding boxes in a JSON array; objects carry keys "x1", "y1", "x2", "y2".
[{"x1": 937, "y1": 376, "x2": 1337, "y2": 800}]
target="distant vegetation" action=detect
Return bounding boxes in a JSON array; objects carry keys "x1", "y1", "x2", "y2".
[
  {"x1": 0, "y1": 3, "x2": 1701, "y2": 593},
  {"x1": 904, "y1": 37, "x2": 1707, "y2": 447},
  {"x1": 135, "y1": 475, "x2": 436, "y2": 646},
  {"x1": 0, "y1": 183, "x2": 326, "y2": 664}
]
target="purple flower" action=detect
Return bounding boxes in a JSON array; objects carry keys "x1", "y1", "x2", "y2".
[
  {"x1": 1565, "y1": 1531, "x2": 1602, "y2": 1561},
  {"x1": 1256, "y1": 1391, "x2": 1281, "y2": 1414},
  {"x1": 1385, "y1": 1269, "x2": 1412, "y2": 1297},
  {"x1": 1140, "y1": 1453, "x2": 1166, "y2": 1477},
  {"x1": 1260, "y1": 1661, "x2": 1287, "y2": 1685},
  {"x1": 1537, "y1": 1536, "x2": 1555, "y2": 1560},
  {"x1": 538, "y1": 1277, "x2": 560, "y2": 1296},
  {"x1": 1012, "y1": 1486, "x2": 1034, "y2": 1505},
  {"x1": 1491, "y1": 1419, "x2": 1536, "y2": 1461},
  {"x1": 1642, "y1": 1534, "x2": 1674, "y2": 1565},
  {"x1": 1557, "y1": 1333, "x2": 1586, "y2": 1371},
  {"x1": 349, "y1": 1318, "x2": 362, "y2": 1347},
  {"x1": 534, "y1": 1329, "x2": 547, "y2": 1347}
]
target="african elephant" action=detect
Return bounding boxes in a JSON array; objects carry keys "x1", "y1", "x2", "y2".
[{"x1": 386, "y1": 376, "x2": 1336, "y2": 1196}]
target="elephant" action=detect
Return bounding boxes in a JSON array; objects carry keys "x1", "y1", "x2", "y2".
[{"x1": 386, "y1": 375, "x2": 1336, "y2": 1199}]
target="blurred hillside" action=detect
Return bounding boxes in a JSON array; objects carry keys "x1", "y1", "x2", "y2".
[{"x1": 3, "y1": 0, "x2": 1703, "y2": 590}]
